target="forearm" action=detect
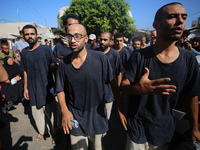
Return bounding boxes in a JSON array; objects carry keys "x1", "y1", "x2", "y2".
[
  {"x1": 185, "y1": 96, "x2": 199, "y2": 130},
  {"x1": 120, "y1": 81, "x2": 142, "y2": 95},
  {"x1": 23, "y1": 71, "x2": 28, "y2": 89},
  {"x1": 57, "y1": 91, "x2": 70, "y2": 114}
]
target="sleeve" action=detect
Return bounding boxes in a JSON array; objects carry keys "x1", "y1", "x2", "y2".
[
  {"x1": 20, "y1": 51, "x2": 26, "y2": 72},
  {"x1": 56, "y1": 61, "x2": 65, "y2": 93},
  {"x1": 46, "y1": 46, "x2": 56, "y2": 64},
  {"x1": 115, "y1": 53, "x2": 123, "y2": 76},
  {"x1": 53, "y1": 44, "x2": 58, "y2": 59},
  {"x1": 104, "y1": 55, "x2": 114, "y2": 84},
  {"x1": 182, "y1": 55, "x2": 200, "y2": 97},
  {"x1": 124, "y1": 52, "x2": 142, "y2": 83}
]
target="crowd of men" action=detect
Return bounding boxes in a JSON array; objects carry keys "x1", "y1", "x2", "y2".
[{"x1": 1, "y1": 2, "x2": 200, "y2": 150}]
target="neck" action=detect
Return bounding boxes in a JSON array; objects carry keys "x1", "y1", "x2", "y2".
[
  {"x1": 101, "y1": 47, "x2": 110, "y2": 54},
  {"x1": 72, "y1": 47, "x2": 87, "y2": 59},
  {"x1": 153, "y1": 37, "x2": 177, "y2": 54},
  {"x1": 28, "y1": 43, "x2": 40, "y2": 51}
]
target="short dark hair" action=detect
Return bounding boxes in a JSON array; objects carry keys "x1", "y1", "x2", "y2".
[
  {"x1": 19, "y1": 30, "x2": 23, "y2": 35},
  {"x1": 63, "y1": 14, "x2": 80, "y2": 26},
  {"x1": 101, "y1": 32, "x2": 112, "y2": 40},
  {"x1": 114, "y1": 32, "x2": 124, "y2": 41},
  {"x1": 132, "y1": 38, "x2": 141, "y2": 43},
  {"x1": 22, "y1": 24, "x2": 37, "y2": 34},
  {"x1": 44, "y1": 39, "x2": 48, "y2": 42},
  {"x1": 1, "y1": 40, "x2": 8, "y2": 46},
  {"x1": 154, "y1": 2, "x2": 183, "y2": 22}
]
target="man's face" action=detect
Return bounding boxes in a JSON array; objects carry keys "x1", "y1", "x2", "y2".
[
  {"x1": 65, "y1": 18, "x2": 79, "y2": 32},
  {"x1": 133, "y1": 41, "x2": 141, "y2": 50},
  {"x1": 1, "y1": 45, "x2": 9, "y2": 55},
  {"x1": 109, "y1": 36, "x2": 114, "y2": 47},
  {"x1": 100, "y1": 33, "x2": 110, "y2": 51},
  {"x1": 158, "y1": 4, "x2": 187, "y2": 41},
  {"x1": 67, "y1": 24, "x2": 88, "y2": 52},
  {"x1": 114, "y1": 37, "x2": 124, "y2": 49},
  {"x1": 23, "y1": 28, "x2": 38, "y2": 44},
  {"x1": 141, "y1": 37, "x2": 146, "y2": 45}
]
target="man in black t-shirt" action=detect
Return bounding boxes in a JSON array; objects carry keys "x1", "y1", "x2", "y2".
[
  {"x1": 56, "y1": 24, "x2": 121, "y2": 150},
  {"x1": 120, "y1": 2, "x2": 200, "y2": 150},
  {"x1": 53, "y1": 14, "x2": 80, "y2": 64},
  {"x1": 98, "y1": 31, "x2": 124, "y2": 123}
]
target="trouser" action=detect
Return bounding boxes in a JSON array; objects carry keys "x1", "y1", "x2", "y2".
[
  {"x1": 70, "y1": 134, "x2": 102, "y2": 150},
  {"x1": 125, "y1": 134, "x2": 168, "y2": 150},
  {"x1": 105, "y1": 102, "x2": 113, "y2": 120},
  {"x1": 31, "y1": 101, "x2": 59, "y2": 135}
]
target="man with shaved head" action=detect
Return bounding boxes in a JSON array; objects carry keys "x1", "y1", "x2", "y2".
[
  {"x1": 56, "y1": 24, "x2": 121, "y2": 150},
  {"x1": 120, "y1": 2, "x2": 200, "y2": 150}
]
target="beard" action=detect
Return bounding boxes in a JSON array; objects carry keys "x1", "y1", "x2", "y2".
[
  {"x1": 100, "y1": 44, "x2": 109, "y2": 51},
  {"x1": 26, "y1": 37, "x2": 38, "y2": 45}
]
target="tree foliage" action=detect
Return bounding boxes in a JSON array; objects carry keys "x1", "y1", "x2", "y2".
[{"x1": 59, "y1": 0, "x2": 136, "y2": 36}]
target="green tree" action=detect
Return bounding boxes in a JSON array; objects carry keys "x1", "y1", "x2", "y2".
[{"x1": 59, "y1": 0, "x2": 136, "y2": 37}]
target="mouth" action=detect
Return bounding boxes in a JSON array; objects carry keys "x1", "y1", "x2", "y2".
[
  {"x1": 173, "y1": 27, "x2": 183, "y2": 34},
  {"x1": 70, "y1": 44, "x2": 77, "y2": 49}
]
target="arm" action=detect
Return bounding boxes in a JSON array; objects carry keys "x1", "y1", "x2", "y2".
[
  {"x1": 0, "y1": 64, "x2": 8, "y2": 82},
  {"x1": 23, "y1": 71, "x2": 29, "y2": 100},
  {"x1": 110, "y1": 78, "x2": 128, "y2": 130},
  {"x1": 185, "y1": 95, "x2": 200, "y2": 141},
  {"x1": 57, "y1": 91, "x2": 74, "y2": 134},
  {"x1": 117, "y1": 72, "x2": 122, "y2": 87},
  {"x1": 120, "y1": 67, "x2": 177, "y2": 95}
]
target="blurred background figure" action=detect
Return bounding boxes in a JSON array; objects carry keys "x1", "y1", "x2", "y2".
[{"x1": 1, "y1": 56, "x2": 23, "y2": 114}]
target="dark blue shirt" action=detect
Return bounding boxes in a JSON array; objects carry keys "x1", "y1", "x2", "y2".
[
  {"x1": 125, "y1": 46, "x2": 200, "y2": 146},
  {"x1": 20, "y1": 45, "x2": 56, "y2": 107},
  {"x1": 53, "y1": 41, "x2": 71, "y2": 59},
  {"x1": 118, "y1": 47, "x2": 131, "y2": 76},
  {"x1": 56, "y1": 49, "x2": 113, "y2": 136}
]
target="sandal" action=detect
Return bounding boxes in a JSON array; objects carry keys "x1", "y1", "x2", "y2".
[
  {"x1": 52, "y1": 138, "x2": 56, "y2": 145},
  {"x1": 35, "y1": 134, "x2": 43, "y2": 142}
]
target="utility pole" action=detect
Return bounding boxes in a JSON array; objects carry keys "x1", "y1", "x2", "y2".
[
  {"x1": 17, "y1": 9, "x2": 20, "y2": 31},
  {"x1": 3, "y1": 18, "x2": 5, "y2": 23}
]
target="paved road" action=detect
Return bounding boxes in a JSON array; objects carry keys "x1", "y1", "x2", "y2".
[{"x1": 0, "y1": 102, "x2": 127, "y2": 150}]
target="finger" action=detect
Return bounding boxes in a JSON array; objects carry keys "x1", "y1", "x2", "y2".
[
  {"x1": 67, "y1": 120, "x2": 72, "y2": 131},
  {"x1": 151, "y1": 78, "x2": 172, "y2": 86}
]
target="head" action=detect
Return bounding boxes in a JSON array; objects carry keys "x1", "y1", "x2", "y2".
[
  {"x1": 192, "y1": 37, "x2": 200, "y2": 49},
  {"x1": 100, "y1": 32, "x2": 112, "y2": 51},
  {"x1": 63, "y1": 14, "x2": 80, "y2": 32},
  {"x1": 67, "y1": 24, "x2": 88, "y2": 53},
  {"x1": 1, "y1": 40, "x2": 9, "y2": 55},
  {"x1": 89, "y1": 34, "x2": 96, "y2": 46},
  {"x1": 109, "y1": 35, "x2": 115, "y2": 47},
  {"x1": 22, "y1": 24, "x2": 38, "y2": 45},
  {"x1": 114, "y1": 32, "x2": 124, "y2": 49},
  {"x1": 19, "y1": 30, "x2": 23, "y2": 38},
  {"x1": 153, "y1": 2, "x2": 187, "y2": 42},
  {"x1": 181, "y1": 30, "x2": 190, "y2": 42},
  {"x1": 141, "y1": 36, "x2": 146, "y2": 45},
  {"x1": 151, "y1": 30, "x2": 157, "y2": 38},
  {"x1": 150, "y1": 37, "x2": 157, "y2": 45},
  {"x1": 132, "y1": 38, "x2": 141, "y2": 50},
  {"x1": 44, "y1": 39, "x2": 49, "y2": 45},
  {"x1": 4, "y1": 56, "x2": 14, "y2": 66}
]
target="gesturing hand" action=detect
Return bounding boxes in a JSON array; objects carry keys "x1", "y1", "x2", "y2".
[{"x1": 138, "y1": 67, "x2": 177, "y2": 95}]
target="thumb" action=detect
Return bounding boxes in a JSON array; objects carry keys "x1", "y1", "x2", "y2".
[{"x1": 142, "y1": 67, "x2": 149, "y2": 79}]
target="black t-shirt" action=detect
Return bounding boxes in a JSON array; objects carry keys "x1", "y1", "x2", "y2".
[
  {"x1": 125, "y1": 46, "x2": 200, "y2": 146},
  {"x1": 56, "y1": 49, "x2": 113, "y2": 136},
  {"x1": 20, "y1": 45, "x2": 56, "y2": 107},
  {"x1": 118, "y1": 47, "x2": 131, "y2": 76},
  {"x1": 53, "y1": 41, "x2": 71, "y2": 59}
]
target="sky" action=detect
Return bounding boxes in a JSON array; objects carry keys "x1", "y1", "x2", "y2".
[{"x1": 0, "y1": 0, "x2": 200, "y2": 31}]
